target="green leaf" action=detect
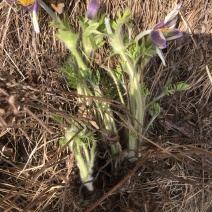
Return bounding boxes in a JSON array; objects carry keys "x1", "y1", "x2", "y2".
[
  {"x1": 59, "y1": 137, "x2": 67, "y2": 146},
  {"x1": 51, "y1": 115, "x2": 65, "y2": 125},
  {"x1": 84, "y1": 23, "x2": 100, "y2": 36},
  {"x1": 164, "y1": 78, "x2": 173, "y2": 95},
  {"x1": 173, "y1": 82, "x2": 191, "y2": 91},
  {"x1": 150, "y1": 103, "x2": 161, "y2": 117},
  {"x1": 164, "y1": 79, "x2": 190, "y2": 96},
  {"x1": 141, "y1": 83, "x2": 151, "y2": 97},
  {"x1": 116, "y1": 9, "x2": 131, "y2": 26}
]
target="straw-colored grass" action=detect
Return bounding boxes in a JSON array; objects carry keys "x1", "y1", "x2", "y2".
[{"x1": 0, "y1": 0, "x2": 211, "y2": 211}]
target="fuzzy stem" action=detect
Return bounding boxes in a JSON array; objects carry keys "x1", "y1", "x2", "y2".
[
  {"x1": 105, "y1": 18, "x2": 146, "y2": 158},
  {"x1": 71, "y1": 48, "x2": 87, "y2": 72},
  {"x1": 91, "y1": 83, "x2": 121, "y2": 155}
]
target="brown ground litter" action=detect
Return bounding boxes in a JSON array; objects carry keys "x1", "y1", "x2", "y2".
[{"x1": 0, "y1": 0, "x2": 211, "y2": 211}]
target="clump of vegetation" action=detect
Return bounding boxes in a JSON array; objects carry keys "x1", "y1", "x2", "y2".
[
  {"x1": 34, "y1": 1, "x2": 189, "y2": 190},
  {"x1": 1, "y1": 0, "x2": 211, "y2": 211}
]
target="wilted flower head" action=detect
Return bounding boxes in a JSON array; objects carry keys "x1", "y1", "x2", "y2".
[
  {"x1": 86, "y1": 0, "x2": 100, "y2": 20},
  {"x1": 150, "y1": 3, "x2": 183, "y2": 65},
  {"x1": 7, "y1": 0, "x2": 40, "y2": 33}
]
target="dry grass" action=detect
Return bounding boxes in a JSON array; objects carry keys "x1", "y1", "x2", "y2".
[{"x1": 0, "y1": 0, "x2": 211, "y2": 211}]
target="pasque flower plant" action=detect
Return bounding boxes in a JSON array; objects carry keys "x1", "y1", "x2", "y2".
[
  {"x1": 49, "y1": 0, "x2": 189, "y2": 186},
  {"x1": 55, "y1": 1, "x2": 189, "y2": 176},
  {"x1": 9, "y1": 0, "x2": 190, "y2": 189}
]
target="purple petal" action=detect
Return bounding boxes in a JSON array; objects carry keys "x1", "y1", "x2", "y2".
[
  {"x1": 165, "y1": 17, "x2": 178, "y2": 28},
  {"x1": 164, "y1": 3, "x2": 182, "y2": 24},
  {"x1": 154, "y1": 3, "x2": 182, "y2": 30},
  {"x1": 151, "y1": 30, "x2": 166, "y2": 49},
  {"x1": 155, "y1": 46, "x2": 166, "y2": 66},
  {"x1": 86, "y1": 0, "x2": 100, "y2": 20},
  {"x1": 154, "y1": 17, "x2": 177, "y2": 30},
  {"x1": 23, "y1": 1, "x2": 38, "y2": 13},
  {"x1": 23, "y1": 5, "x2": 32, "y2": 12},
  {"x1": 154, "y1": 21, "x2": 166, "y2": 30},
  {"x1": 33, "y1": 1, "x2": 38, "y2": 12},
  {"x1": 165, "y1": 28, "x2": 183, "y2": 41}
]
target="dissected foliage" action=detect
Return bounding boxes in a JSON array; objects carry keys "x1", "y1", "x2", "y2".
[{"x1": 0, "y1": 0, "x2": 211, "y2": 211}]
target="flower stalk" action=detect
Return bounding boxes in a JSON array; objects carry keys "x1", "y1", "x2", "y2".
[{"x1": 105, "y1": 13, "x2": 146, "y2": 159}]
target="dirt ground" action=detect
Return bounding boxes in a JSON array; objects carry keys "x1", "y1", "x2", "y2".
[{"x1": 0, "y1": 0, "x2": 211, "y2": 211}]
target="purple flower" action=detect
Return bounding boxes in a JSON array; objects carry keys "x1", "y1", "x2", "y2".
[
  {"x1": 7, "y1": 0, "x2": 40, "y2": 33},
  {"x1": 151, "y1": 3, "x2": 183, "y2": 65},
  {"x1": 86, "y1": 0, "x2": 100, "y2": 20}
]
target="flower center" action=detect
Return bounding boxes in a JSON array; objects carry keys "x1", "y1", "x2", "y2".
[
  {"x1": 159, "y1": 27, "x2": 168, "y2": 33},
  {"x1": 18, "y1": 0, "x2": 35, "y2": 7}
]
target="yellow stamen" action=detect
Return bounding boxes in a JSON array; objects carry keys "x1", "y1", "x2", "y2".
[
  {"x1": 18, "y1": 0, "x2": 35, "y2": 7},
  {"x1": 160, "y1": 27, "x2": 168, "y2": 33}
]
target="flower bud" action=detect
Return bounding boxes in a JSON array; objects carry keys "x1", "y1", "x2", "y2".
[{"x1": 86, "y1": 0, "x2": 100, "y2": 20}]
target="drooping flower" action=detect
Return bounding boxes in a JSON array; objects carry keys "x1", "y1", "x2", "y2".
[
  {"x1": 7, "y1": 0, "x2": 40, "y2": 33},
  {"x1": 86, "y1": 0, "x2": 100, "y2": 20},
  {"x1": 150, "y1": 3, "x2": 183, "y2": 65}
]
